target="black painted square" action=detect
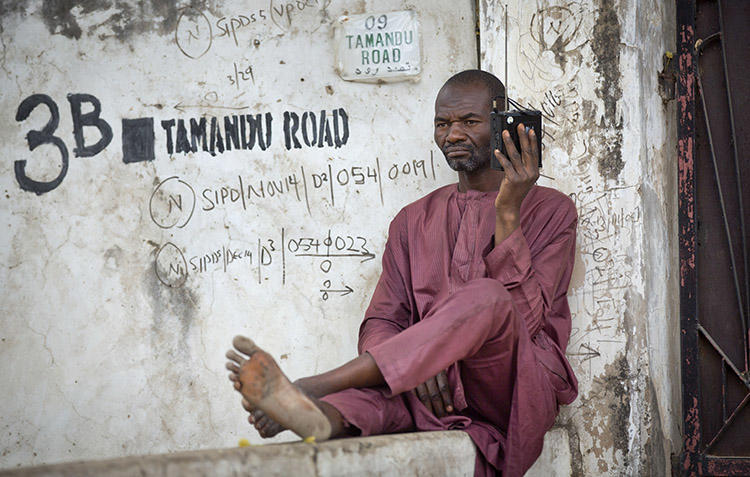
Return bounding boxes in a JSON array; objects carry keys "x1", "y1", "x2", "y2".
[{"x1": 122, "y1": 117, "x2": 155, "y2": 163}]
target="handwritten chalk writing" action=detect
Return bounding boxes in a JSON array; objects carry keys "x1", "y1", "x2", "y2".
[
  {"x1": 228, "y1": 62, "x2": 254, "y2": 89},
  {"x1": 150, "y1": 176, "x2": 196, "y2": 229},
  {"x1": 387, "y1": 159, "x2": 430, "y2": 180},
  {"x1": 157, "y1": 227, "x2": 375, "y2": 293},
  {"x1": 175, "y1": 8, "x2": 213, "y2": 59},
  {"x1": 270, "y1": 0, "x2": 327, "y2": 30},
  {"x1": 287, "y1": 232, "x2": 373, "y2": 261},
  {"x1": 195, "y1": 153, "x2": 436, "y2": 215},
  {"x1": 215, "y1": 11, "x2": 268, "y2": 46},
  {"x1": 320, "y1": 259, "x2": 332, "y2": 273},
  {"x1": 200, "y1": 174, "x2": 300, "y2": 211},
  {"x1": 155, "y1": 242, "x2": 188, "y2": 288},
  {"x1": 320, "y1": 279, "x2": 353, "y2": 300},
  {"x1": 189, "y1": 245, "x2": 254, "y2": 273}
]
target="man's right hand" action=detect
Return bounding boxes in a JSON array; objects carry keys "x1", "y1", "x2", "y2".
[{"x1": 413, "y1": 371, "x2": 453, "y2": 417}]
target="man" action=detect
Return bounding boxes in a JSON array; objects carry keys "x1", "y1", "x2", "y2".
[{"x1": 226, "y1": 70, "x2": 578, "y2": 476}]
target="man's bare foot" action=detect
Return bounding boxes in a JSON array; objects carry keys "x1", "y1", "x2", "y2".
[
  {"x1": 226, "y1": 336, "x2": 331, "y2": 441},
  {"x1": 240, "y1": 376, "x2": 331, "y2": 438},
  {"x1": 242, "y1": 398, "x2": 286, "y2": 438}
]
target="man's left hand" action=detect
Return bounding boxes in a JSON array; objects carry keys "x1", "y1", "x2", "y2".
[{"x1": 413, "y1": 371, "x2": 453, "y2": 418}]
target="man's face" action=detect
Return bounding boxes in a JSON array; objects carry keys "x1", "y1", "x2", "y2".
[{"x1": 434, "y1": 84, "x2": 492, "y2": 173}]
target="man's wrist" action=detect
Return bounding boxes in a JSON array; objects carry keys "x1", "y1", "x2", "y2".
[
  {"x1": 495, "y1": 207, "x2": 520, "y2": 225},
  {"x1": 493, "y1": 207, "x2": 521, "y2": 247}
]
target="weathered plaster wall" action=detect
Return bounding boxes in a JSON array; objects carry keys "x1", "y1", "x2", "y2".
[
  {"x1": 0, "y1": 0, "x2": 477, "y2": 468},
  {"x1": 481, "y1": 0, "x2": 678, "y2": 475},
  {"x1": 1, "y1": 0, "x2": 680, "y2": 473}
]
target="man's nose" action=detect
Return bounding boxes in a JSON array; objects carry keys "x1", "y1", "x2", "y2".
[{"x1": 446, "y1": 123, "x2": 467, "y2": 143}]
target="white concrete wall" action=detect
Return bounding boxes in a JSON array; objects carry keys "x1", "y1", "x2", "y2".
[
  {"x1": 0, "y1": 0, "x2": 477, "y2": 468},
  {"x1": 2, "y1": 1, "x2": 680, "y2": 474},
  {"x1": 481, "y1": 0, "x2": 678, "y2": 475}
]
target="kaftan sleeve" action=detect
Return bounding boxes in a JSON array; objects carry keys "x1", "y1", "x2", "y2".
[
  {"x1": 357, "y1": 209, "x2": 413, "y2": 355},
  {"x1": 483, "y1": 195, "x2": 577, "y2": 339}
]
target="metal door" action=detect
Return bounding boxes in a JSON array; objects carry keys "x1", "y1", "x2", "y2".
[{"x1": 678, "y1": 0, "x2": 750, "y2": 474}]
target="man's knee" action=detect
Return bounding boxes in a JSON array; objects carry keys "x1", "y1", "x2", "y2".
[
  {"x1": 455, "y1": 278, "x2": 513, "y2": 310},
  {"x1": 452, "y1": 278, "x2": 518, "y2": 333}
]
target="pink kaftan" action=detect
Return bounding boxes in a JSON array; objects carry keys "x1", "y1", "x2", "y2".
[{"x1": 321, "y1": 183, "x2": 578, "y2": 476}]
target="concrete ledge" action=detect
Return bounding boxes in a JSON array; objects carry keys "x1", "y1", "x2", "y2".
[{"x1": 1, "y1": 431, "x2": 476, "y2": 477}]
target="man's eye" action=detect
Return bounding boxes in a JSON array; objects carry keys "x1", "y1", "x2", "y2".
[
  {"x1": 465, "y1": 120, "x2": 478, "y2": 125},
  {"x1": 435, "y1": 123, "x2": 447, "y2": 128}
]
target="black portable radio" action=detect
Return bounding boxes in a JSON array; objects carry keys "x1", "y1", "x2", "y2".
[{"x1": 490, "y1": 99, "x2": 543, "y2": 171}]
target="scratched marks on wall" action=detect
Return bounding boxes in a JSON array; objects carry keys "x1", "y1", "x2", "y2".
[
  {"x1": 524, "y1": 2, "x2": 589, "y2": 78},
  {"x1": 567, "y1": 185, "x2": 640, "y2": 369},
  {"x1": 485, "y1": 1, "x2": 638, "y2": 374}
]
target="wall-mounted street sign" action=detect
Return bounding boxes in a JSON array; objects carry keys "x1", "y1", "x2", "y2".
[{"x1": 334, "y1": 10, "x2": 421, "y2": 83}]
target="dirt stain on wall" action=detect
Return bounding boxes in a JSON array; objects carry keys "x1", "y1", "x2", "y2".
[
  {"x1": 144, "y1": 263, "x2": 199, "y2": 356},
  {"x1": 590, "y1": 0, "x2": 624, "y2": 181},
  {"x1": 30, "y1": 0, "x2": 222, "y2": 41},
  {"x1": 580, "y1": 354, "x2": 631, "y2": 473}
]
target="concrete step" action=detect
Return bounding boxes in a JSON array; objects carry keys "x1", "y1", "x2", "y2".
[{"x1": 1, "y1": 431, "x2": 477, "y2": 477}]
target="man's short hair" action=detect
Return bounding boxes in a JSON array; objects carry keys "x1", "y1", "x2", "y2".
[{"x1": 441, "y1": 69, "x2": 506, "y2": 102}]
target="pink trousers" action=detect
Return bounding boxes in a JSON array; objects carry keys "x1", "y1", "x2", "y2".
[{"x1": 321, "y1": 279, "x2": 574, "y2": 476}]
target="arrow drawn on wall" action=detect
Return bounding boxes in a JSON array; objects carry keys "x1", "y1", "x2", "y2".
[
  {"x1": 320, "y1": 281, "x2": 354, "y2": 300},
  {"x1": 173, "y1": 101, "x2": 250, "y2": 113},
  {"x1": 568, "y1": 343, "x2": 601, "y2": 362}
]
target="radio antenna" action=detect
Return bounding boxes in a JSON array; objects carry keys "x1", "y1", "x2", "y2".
[{"x1": 504, "y1": 4, "x2": 508, "y2": 111}]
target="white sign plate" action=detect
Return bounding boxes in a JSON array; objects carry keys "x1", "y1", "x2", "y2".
[{"x1": 335, "y1": 10, "x2": 421, "y2": 82}]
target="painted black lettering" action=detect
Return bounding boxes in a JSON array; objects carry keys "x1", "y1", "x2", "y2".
[
  {"x1": 224, "y1": 115, "x2": 240, "y2": 150},
  {"x1": 241, "y1": 114, "x2": 256, "y2": 150},
  {"x1": 67, "y1": 93, "x2": 112, "y2": 157},
  {"x1": 210, "y1": 116, "x2": 224, "y2": 154},
  {"x1": 175, "y1": 119, "x2": 191, "y2": 153},
  {"x1": 333, "y1": 108, "x2": 349, "y2": 148},
  {"x1": 260, "y1": 112, "x2": 272, "y2": 150},
  {"x1": 301, "y1": 111, "x2": 317, "y2": 146},
  {"x1": 14, "y1": 94, "x2": 69, "y2": 194},
  {"x1": 161, "y1": 119, "x2": 175, "y2": 154},
  {"x1": 190, "y1": 117, "x2": 208, "y2": 152},
  {"x1": 283, "y1": 111, "x2": 301, "y2": 150}
]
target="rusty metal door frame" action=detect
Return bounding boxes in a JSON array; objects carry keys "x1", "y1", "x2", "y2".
[{"x1": 678, "y1": 0, "x2": 750, "y2": 474}]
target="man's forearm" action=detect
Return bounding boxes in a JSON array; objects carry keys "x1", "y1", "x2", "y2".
[{"x1": 494, "y1": 208, "x2": 521, "y2": 247}]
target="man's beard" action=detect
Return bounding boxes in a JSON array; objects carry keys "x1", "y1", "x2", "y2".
[{"x1": 444, "y1": 146, "x2": 490, "y2": 172}]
